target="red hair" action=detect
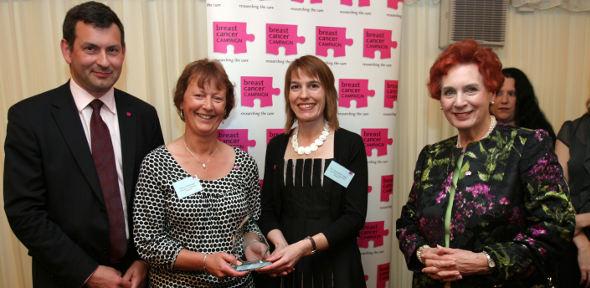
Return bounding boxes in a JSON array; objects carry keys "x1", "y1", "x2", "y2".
[{"x1": 427, "y1": 39, "x2": 503, "y2": 100}]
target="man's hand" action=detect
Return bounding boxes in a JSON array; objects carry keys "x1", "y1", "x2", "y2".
[
  {"x1": 122, "y1": 260, "x2": 148, "y2": 288},
  {"x1": 86, "y1": 265, "x2": 129, "y2": 288}
]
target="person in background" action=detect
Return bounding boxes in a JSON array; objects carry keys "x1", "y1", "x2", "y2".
[
  {"x1": 133, "y1": 59, "x2": 262, "y2": 287},
  {"x1": 256, "y1": 55, "x2": 368, "y2": 288},
  {"x1": 3, "y1": 2, "x2": 164, "y2": 287},
  {"x1": 555, "y1": 97, "x2": 590, "y2": 288},
  {"x1": 396, "y1": 39, "x2": 574, "y2": 287},
  {"x1": 491, "y1": 67, "x2": 556, "y2": 142}
]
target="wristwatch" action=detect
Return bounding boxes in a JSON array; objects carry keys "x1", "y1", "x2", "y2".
[{"x1": 482, "y1": 251, "x2": 496, "y2": 268}]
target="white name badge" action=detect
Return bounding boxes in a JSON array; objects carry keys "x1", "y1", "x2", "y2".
[
  {"x1": 324, "y1": 161, "x2": 355, "y2": 188},
  {"x1": 172, "y1": 176, "x2": 203, "y2": 199}
]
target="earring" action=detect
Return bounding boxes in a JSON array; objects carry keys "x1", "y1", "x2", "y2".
[
  {"x1": 439, "y1": 106, "x2": 443, "y2": 110},
  {"x1": 490, "y1": 101, "x2": 495, "y2": 105},
  {"x1": 180, "y1": 109, "x2": 184, "y2": 120}
]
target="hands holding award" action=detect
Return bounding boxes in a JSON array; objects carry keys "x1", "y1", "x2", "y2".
[{"x1": 231, "y1": 215, "x2": 272, "y2": 272}]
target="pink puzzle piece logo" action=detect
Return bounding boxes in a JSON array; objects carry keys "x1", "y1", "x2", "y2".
[
  {"x1": 384, "y1": 80, "x2": 398, "y2": 108},
  {"x1": 218, "y1": 129, "x2": 256, "y2": 152},
  {"x1": 377, "y1": 263, "x2": 391, "y2": 288},
  {"x1": 266, "y1": 23, "x2": 306, "y2": 55},
  {"x1": 213, "y1": 22, "x2": 255, "y2": 54},
  {"x1": 341, "y1": 0, "x2": 371, "y2": 6},
  {"x1": 367, "y1": 185, "x2": 373, "y2": 194},
  {"x1": 292, "y1": 0, "x2": 323, "y2": 3},
  {"x1": 241, "y1": 76, "x2": 280, "y2": 108},
  {"x1": 338, "y1": 79, "x2": 375, "y2": 108},
  {"x1": 388, "y1": 0, "x2": 403, "y2": 9},
  {"x1": 381, "y1": 175, "x2": 393, "y2": 202},
  {"x1": 316, "y1": 26, "x2": 353, "y2": 57},
  {"x1": 361, "y1": 128, "x2": 393, "y2": 157},
  {"x1": 357, "y1": 221, "x2": 389, "y2": 248},
  {"x1": 363, "y1": 29, "x2": 398, "y2": 59},
  {"x1": 266, "y1": 129, "x2": 285, "y2": 144}
]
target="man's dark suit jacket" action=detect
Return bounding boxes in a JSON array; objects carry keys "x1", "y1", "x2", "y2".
[{"x1": 3, "y1": 82, "x2": 164, "y2": 288}]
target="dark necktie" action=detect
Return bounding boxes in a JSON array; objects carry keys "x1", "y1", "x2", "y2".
[{"x1": 89, "y1": 99, "x2": 127, "y2": 262}]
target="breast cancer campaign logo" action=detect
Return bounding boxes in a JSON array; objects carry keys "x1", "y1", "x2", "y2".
[
  {"x1": 388, "y1": 0, "x2": 403, "y2": 9},
  {"x1": 292, "y1": 0, "x2": 322, "y2": 3},
  {"x1": 266, "y1": 129, "x2": 285, "y2": 144},
  {"x1": 363, "y1": 29, "x2": 398, "y2": 59},
  {"x1": 376, "y1": 262, "x2": 390, "y2": 288},
  {"x1": 213, "y1": 22, "x2": 255, "y2": 54},
  {"x1": 381, "y1": 175, "x2": 393, "y2": 202},
  {"x1": 316, "y1": 26, "x2": 353, "y2": 58},
  {"x1": 357, "y1": 221, "x2": 389, "y2": 248},
  {"x1": 361, "y1": 128, "x2": 393, "y2": 157},
  {"x1": 341, "y1": 0, "x2": 371, "y2": 6},
  {"x1": 217, "y1": 129, "x2": 256, "y2": 152},
  {"x1": 240, "y1": 76, "x2": 280, "y2": 108},
  {"x1": 338, "y1": 79, "x2": 375, "y2": 108},
  {"x1": 384, "y1": 80, "x2": 398, "y2": 108},
  {"x1": 266, "y1": 23, "x2": 306, "y2": 55}
]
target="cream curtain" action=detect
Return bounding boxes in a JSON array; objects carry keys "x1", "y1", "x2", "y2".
[
  {"x1": 1, "y1": 1, "x2": 589, "y2": 287},
  {"x1": 512, "y1": 0, "x2": 590, "y2": 12}
]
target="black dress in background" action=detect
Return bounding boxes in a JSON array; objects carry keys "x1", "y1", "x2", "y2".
[{"x1": 555, "y1": 113, "x2": 590, "y2": 288}]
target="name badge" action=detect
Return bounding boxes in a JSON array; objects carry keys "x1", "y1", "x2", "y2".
[
  {"x1": 172, "y1": 176, "x2": 203, "y2": 199},
  {"x1": 324, "y1": 161, "x2": 355, "y2": 188}
]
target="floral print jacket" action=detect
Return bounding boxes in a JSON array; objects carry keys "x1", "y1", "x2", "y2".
[{"x1": 396, "y1": 125, "x2": 575, "y2": 287}]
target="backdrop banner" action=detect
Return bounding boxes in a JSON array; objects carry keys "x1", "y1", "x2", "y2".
[{"x1": 206, "y1": 1, "x2": 402, "y2": 287}]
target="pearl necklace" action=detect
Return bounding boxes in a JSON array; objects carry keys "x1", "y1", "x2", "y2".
[
  {"x1": 456, "y1": 116, "x2": 497, "y2": 148},
  {"x1": 184, "y1": 140, "x2": 217, "y2": 169},
  {"x1": 291, "y1": 123, "x2": 330, "y2": 155}
]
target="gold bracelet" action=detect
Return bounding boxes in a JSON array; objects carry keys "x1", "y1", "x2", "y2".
[{"x1": 202, "y1": 254, "x2": 209, "y2": 272}]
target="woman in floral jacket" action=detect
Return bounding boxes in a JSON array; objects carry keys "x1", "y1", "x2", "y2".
[{"x1": 396, "y1": 39, "x2": 575, "y2": 287}]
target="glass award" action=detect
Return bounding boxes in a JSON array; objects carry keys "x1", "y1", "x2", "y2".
[{"x1": 231, "y1": 215, "x2": 272, "y2": 272}]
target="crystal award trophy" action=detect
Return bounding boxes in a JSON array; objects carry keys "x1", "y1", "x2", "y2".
[{"x1": 231, "y1": 215, "x2": 272, "y2": 272}]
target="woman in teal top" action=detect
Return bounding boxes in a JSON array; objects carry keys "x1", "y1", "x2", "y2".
[{"x1": 396, "y1": 39, "x2": 575, "y2": 287}]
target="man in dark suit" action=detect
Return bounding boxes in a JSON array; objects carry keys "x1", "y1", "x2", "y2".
[{"x1": 3, "y1": 2, "x2": 163, "y2": 287}]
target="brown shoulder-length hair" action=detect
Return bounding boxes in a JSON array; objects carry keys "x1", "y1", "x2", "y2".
[
  {"x1": 427, "y1": 39, "x2": 503, "y2": 100},
  {"x1": 283, "y1": 55, "x2": 339, "y2": 132},
  {"x1": 173, "y1": 59, "x2": 235, "y2": 120}
]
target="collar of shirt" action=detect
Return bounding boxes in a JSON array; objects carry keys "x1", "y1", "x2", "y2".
[{"x1": 70, "y1": 79, "x2": 117, "y2": 115}]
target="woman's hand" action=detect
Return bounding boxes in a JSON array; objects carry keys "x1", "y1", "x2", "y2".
[
  {"x1": 257, "y1": 240, "x2": 308, "y2": 276},
  {"x1": 420, "y1": 246, "x2": 489, "y2": 281},
  {"x1": 574, "y1": 233, "x2": 590, "y2": 287},
  {"x1": 204, "y1": 252, "x2": 248, "y2": 278},
  {"x1": 577, "y1": 242, "x2": 590, "y2": 287}
]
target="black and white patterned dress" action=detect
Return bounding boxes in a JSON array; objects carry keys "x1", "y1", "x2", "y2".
[{"x1": 133, "y1": 145, "x2": 260, "y2": 288}]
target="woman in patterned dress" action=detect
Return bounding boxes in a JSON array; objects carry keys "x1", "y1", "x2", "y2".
[
  {"x1": 256, "y1": 55, "x2": 368, "y2": 288},
  {"x1": 396, "y1": 40, "x2": 575, "y2": 287},
  {"x1": 133, "y1": 59, "x2": 261, "y2": 287}
]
